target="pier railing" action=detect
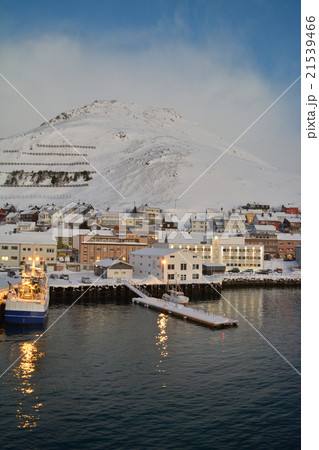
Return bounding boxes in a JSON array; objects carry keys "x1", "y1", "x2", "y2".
[{"x1": 122, "y1": 278, "x2": 151, "y2": 299}]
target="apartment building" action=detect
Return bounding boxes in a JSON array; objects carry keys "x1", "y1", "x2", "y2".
[
  {"x1": 0, "y1": 231, "x2": 57, "y2": 271},
  {"x1": 246, "y1": 225, "x2": 277, "y2": 258},
  {"x1": 277, "y1": 233, "x2": 301, "y2": 259},
  {"x1": 219, "y1": 237, "x2": 264, "y2": 271},
  {"x1": 157, "y1": 231, "x2": 220, "y2": 263},
  {"x1": 76, "y1": 231, "x2": 148, "y2": 269},
  {"x1": 130, "y1": 248, "x2": 202, "y2": 283}
]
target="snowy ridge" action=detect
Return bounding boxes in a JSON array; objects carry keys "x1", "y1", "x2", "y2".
[{"x1": 0, "y1": 100, "x2": 300, "y2": 209}]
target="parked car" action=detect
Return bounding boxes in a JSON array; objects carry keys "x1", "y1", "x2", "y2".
[
  {"x1": 264, "y1": 269, "x2": 272, "y2": 274},
  {"x1": 81, "y1": 276, "x2": 92, "y2": 284},
  {"x1": 60, "y1": 274, "x2": 69, "y2": 280},
  {"x1": 256, "y1": 269, "x2": 268, "y2": 274},
  {"x1": 242, "y1": 269, "x2": 253, "y2": 273},
  {"x1": 228, "y1": 268, "x2": 240, "y2": 273},
  {"x1": 8, "y1": 270, "x2": 19, "y2": 278},
  {"x1": 274, "y1": 268, "x2": 283, "y2": 273},
  {"x1": 50, "y1": 273, "x2": 59, "y2": 279}
]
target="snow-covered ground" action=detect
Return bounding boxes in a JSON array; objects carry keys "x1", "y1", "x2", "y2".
[
  {"x1": 0, "y1": 99, "x2": 300, "y2": 210},
  {"x1": 0, "y1": 259, "x2": 300, "y2": 293}
]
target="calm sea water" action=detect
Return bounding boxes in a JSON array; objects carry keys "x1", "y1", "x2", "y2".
[{"x1": 0, "y1": 288, "x2": 300, "y2": 449}]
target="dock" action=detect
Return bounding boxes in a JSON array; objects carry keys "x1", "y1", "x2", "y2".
[{"x1": 123, "y1": 279, "x2": 238, "y2": 329}]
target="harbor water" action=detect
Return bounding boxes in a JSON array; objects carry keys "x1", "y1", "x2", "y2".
[{"x1": 0, "y1": 288, "x2": 300, "y2": 449}]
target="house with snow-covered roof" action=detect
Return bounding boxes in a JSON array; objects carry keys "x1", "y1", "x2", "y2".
[{"x1": 130, "y1": 247, "x2": 202, "y2": 283}]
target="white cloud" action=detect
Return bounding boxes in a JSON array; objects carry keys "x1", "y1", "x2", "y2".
[{"x1": 0, "y1": 33, "x2": 300, "y2": 173}]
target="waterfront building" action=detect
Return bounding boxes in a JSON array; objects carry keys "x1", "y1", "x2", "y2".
[
  {"x1": 76, "y1": 230, "x2": 148, "y2": 269},
  {"x1": 0, "y1": 231, "x2": 57, "y2": 271},
  {"x1": 156, "y1": 230, "x2": 220, "y2": 263},
  {"x1": 93, "y1": 259, "x2": 133, "y2": 279},
  {"x1": 219, "y1": 236, "x2": 264, "y2": 271},
  {"x1": 130, "y1": 247, "x2": 202, "y2": 283}
]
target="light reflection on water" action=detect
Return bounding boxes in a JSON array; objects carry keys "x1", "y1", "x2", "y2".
[
  {"x1": 155, "y1": 313, "x2": 169, "y2": 387},
  {"x1": 13, "y1": 342, "x2": 44, "y2": 429},
  {"x1": 0, "y1": 288, "x2": 300, "y2": 449}
]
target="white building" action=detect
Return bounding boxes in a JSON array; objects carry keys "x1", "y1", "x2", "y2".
[
  {"x1": 130, "y1": 248, "x2": 202, "y2": 283},
  {"x1": 157, "y1": 230, "x2": 220, "y2": 263},
  {"x1": 219, "y1": 236, "x2": 264, "y2": 271},
  {"x1": 0, "y1": 230, "x2": 57, "y2": 271},
  {"x1": 93, "y1": 259, "x2": 133, "y2": 279}
]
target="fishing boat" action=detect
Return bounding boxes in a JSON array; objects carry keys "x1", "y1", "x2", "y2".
[
  {"x1": 162, "y1": 289, "x2": 189, "y2": 306},
  {"x1": 5, "y1": 257, "x2": 49, "y2": 324}
]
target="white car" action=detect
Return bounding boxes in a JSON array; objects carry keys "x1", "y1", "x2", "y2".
[{"x1": 81, "y1": 276, "x2": 92, "y2": 284}]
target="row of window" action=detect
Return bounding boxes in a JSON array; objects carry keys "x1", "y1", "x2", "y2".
[
  {"x1": 222, "y1": 256, "x2": 261, "y2": 260},
  {"x1": 1, "y1": 246, "x2": 55, "y2": 252},
  {"x1": 222, "y1": 248, "x2": 261, "y2": 253},
  {"x1": 83, "y1": 247, "x2": 137, "y2": 252},
  {"x1": 226, "y1": 263, "x2": 261, "y2": 267},
  {"x1": 167, "y1": 263, "x2": 200, "y2": 270},
  {"x1": 168, "y1": 274, "x2": 199, "y2": 280},
  {"x1": 1, "y1": 256, "x2": 55, "y2": 261}
]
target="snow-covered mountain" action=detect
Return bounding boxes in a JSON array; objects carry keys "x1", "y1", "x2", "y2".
[{"x1": 0, "y1": 100, "x2": 300, "y2": 210}]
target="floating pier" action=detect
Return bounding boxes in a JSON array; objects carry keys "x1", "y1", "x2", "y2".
[{"x1": 122, "y1": 279, "x2": 238, "y2": 329}]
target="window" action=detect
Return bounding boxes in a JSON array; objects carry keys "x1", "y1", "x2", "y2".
[
  {"x1": 11, "y1": 256, "x2": 18, "y2": 260},
  {"x1": 1, "y1": 246, "x2": 8, "y2": 250},
  {"x1": 47, "y1": 248, "x2": 54, "y2": 253},
  {"x1": 1, "y1": 256, "x2": 8, "y2": 260},
  {"x1": 168, "y1": 264, "x2": 175, "y2": 270},
  {"x1": 192, "y1": 274, "x2": 199, "y2": 279},
  {"x1": 168, "y1": 274, "x2": 175, "y2": 280},
  {"x1": 180, "y1": 263, "x2": 187, "y2": 270},
  {"x1": 192, "y1": 264, "x2": 199, "y2": 270},
  {"x1": 180, "y1": 274, "x2": 186, "y2": 280},
  {"x1": 11, "y1": 246, "x2": 18, "y2": 250}
]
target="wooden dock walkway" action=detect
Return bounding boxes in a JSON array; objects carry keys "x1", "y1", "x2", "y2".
[{"x1": 122, "y1": 279, "x2": 238, "y2": 329}]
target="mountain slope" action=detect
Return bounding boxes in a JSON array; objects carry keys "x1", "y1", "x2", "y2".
[{"x1": 0, "y1": 100, "x2": 300, "y2": 210}]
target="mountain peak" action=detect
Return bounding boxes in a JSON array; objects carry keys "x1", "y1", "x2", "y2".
[{"x1": 1, "y1": 100, "x2": 299, "y2": 209}]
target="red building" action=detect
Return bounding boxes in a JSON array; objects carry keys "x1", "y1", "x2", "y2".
[
  {"x1": 256, "y1": 214, "x2": 280, "y2": 231},
  {"x1": 282, "y1": 205, "x2": 300, "y2": 215}
]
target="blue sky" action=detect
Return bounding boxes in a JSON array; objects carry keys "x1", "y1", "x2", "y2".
[{"x1": 0, "y1": 0, "x2": 300, "y2": 172}]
